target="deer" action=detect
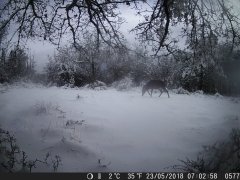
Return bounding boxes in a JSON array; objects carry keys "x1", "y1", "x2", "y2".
[{"x1": 142, "y1": 80, "x2": 170, "y2": 98}]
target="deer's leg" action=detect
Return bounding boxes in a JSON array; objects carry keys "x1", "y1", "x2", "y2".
[
  {"x1": 150, "y1": 89, "x2": 153, "y2": 97},
  {"x1": 165, "y1": 88, "x2": 170, "y2": 98},
  {"x1": 159, "y1": 89, "x2": 163, "y2": 97},
  {"x1": 147, "y1": 90, "x2": 151, "y2": 96}
]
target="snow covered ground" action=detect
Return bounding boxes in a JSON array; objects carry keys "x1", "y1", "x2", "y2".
[{"x1": 0, "y1": 83, "x2": 239, "y2": 172}]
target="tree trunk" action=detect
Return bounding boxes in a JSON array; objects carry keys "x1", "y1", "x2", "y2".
[
  {"x1": 199, "y1": 64, "x2": 203, "y2": 91},
  {"x1": 91, "y1": 60, "x2": 96, "y2": 82}
]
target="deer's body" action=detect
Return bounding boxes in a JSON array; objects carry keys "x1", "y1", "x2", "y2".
[{"x1": 142, "y1": 80, "x2": 170, "y2": 98}]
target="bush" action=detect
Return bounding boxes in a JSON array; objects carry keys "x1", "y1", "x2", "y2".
[
  {"x1": 111, "y1": 77, "x2": 134, "y2": 91},
  {"x1": 84, "y1": 80, "x2": 107, "y2": 90},
  {"x1": 173, "y1": 128, "x2": 240, "y2": 172},
  {"x1": 0, "y1": 127, "x2": 61, "y2": 172},
  {"x1": 172, "y1": 87, "x2": 190, "y2": 95}
]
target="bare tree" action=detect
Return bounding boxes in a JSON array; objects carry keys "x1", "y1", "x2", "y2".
[
  {"x1": 133, "y1": 0, "x2": 240, "y2": 56},
  {"x1": 1, "y1": 0, "x2": 239, "y2": 56},
  {"x1": 0, "y1": 0, "x2": 142, "y2": 48}
]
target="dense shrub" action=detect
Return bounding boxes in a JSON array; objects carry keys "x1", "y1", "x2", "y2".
[{"x1": 173, "y1": 128, "x2": 240, "y2": 172}]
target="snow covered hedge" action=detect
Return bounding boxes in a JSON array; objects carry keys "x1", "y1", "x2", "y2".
[
  {"x1": 172, "y1": 87, "x2": 190, "y2": 95},
  {"x1": 111, "y1": 77, "x2": 135, "y2": 91},
  {"x1": 84, "y1": 80, "x2": 107, "y2": 90}
]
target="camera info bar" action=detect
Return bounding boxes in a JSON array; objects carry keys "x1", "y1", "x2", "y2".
[{"x1": 1, "y1": 172, "x2": 239, "y2": 180}]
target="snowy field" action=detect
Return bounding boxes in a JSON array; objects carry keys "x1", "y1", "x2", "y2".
[{"x1": 0, "y1": 83, "x2": 239, "y2": 172}]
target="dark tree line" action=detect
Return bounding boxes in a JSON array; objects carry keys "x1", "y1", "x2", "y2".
[
  {"x1": 0, "y1": 0, "x2": 240, "y2": 95},
  {"x1": 0, "y1": 46, "x2": 35, "y2": 83},
  {"x1": 45, "y1": 36, "x2": 240, "y2": 95}
]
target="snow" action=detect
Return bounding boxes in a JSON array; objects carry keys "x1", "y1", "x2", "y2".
[{"x1": 0, "y1": 83, "x2": 239, "y2": 172}]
